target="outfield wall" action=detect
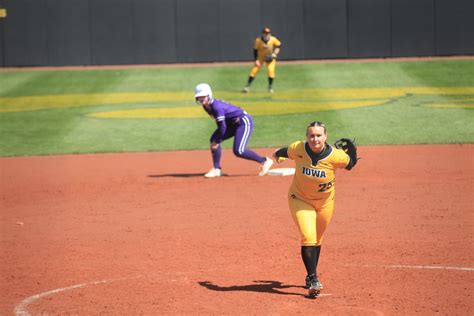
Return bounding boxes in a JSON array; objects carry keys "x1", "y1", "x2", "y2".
[{"x1": 0, "y1": 0, "x2": 472, "y2": 67}]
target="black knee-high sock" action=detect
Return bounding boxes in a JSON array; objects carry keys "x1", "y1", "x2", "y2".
[
  {"x1": 301, "y1": 246, "x2": 317, "y2": 276},
  {"x1": 247, "y1": 76, "x2": 255, "y2": 86},
  {"x1": 314, "y1": 245, "x2": 321, "y2": 277},
  {"x1": 268, "y1": 77, "x2": 274, "y2": 88},
  {"x1": 302, "y1": 246, "x2": 322, "y2": 278}
]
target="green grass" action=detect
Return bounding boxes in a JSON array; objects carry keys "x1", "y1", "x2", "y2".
[{"x1": 0, "y1": 59, "x2": 473, "y2": 157}]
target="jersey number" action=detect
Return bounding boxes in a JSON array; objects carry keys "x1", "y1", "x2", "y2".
[{"x1": 318, "y1": 181, "x2": 333, "y2": 192}]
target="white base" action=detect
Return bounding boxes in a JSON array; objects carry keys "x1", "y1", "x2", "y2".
[{"x1": 267, "y1": 167, "x2": 296, "y2": 176}]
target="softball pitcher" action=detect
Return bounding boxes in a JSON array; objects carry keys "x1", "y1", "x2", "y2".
[
  {"x1": 273, "y1": 121, "x2": 358, "y2": 298},
  {"x1": 242, "y1": 27, "x2": 281, "y2": 93},
  {"x1": 195, "y1": 83, "x2": 273, "y2": 178}
]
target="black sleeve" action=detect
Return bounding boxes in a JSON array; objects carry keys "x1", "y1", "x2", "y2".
[
  {"x1": 274, "y1": 147, "x2": 289, "y2": 158},
  {"x1": 253, "y1": 49, "x2": 258, "y2": 59},
  {"x1": 345, "y1": 157, "x2": 356, "y2": 170}
]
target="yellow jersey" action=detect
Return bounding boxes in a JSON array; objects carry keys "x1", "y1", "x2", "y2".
[
  {"x1": 287, "y1": 141, "x2": 350, "y2": 200},
  {"x1": 254, "y1": 36, "x2": 281, "y2": 59}
]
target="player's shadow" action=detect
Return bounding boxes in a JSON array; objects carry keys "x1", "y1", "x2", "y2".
[
  {"x1": 148, "y1": 173, "x2": 252, "y2": 178},
  {"x1": 148, "y1": 173, "x2": 205, "y2": 178},
  {"x1": 198, "y1": 280, "x2": 304, "y2": 297}
]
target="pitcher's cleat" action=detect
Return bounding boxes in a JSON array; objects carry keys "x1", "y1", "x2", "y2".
[
  {"x1": 268, "y1": 88, "x2": 274, "y2": 93},
  {"x1": 258, "y1": 157, "x2": 274, "y2": 176},
  {"x1": 204, "y1": 168, "x2": 222, "y2": 178},
  {"x1": 242, "y1": 86, "x2": 250, "y2": 93},
  {"x1": 308, "y1": 278, "x2": 323, "y2": 299}
]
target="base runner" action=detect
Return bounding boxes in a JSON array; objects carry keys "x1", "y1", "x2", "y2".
[{"x1": 194, "y1": 83, "x2": 273, "y2": 178}]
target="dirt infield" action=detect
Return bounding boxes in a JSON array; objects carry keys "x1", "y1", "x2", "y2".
[{"x1": 1, "y1": 145, "x2": 473, "y2": 315}]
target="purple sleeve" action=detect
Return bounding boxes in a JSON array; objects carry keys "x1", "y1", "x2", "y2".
[
  {"x1": 210, "y1": 99, "x2": 240, "y2": 143},
  {"x1": 214, "y1": 114, "x2": 227, "y2": 143}
]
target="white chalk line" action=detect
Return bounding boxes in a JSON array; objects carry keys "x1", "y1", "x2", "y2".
[
  {"x1": 14, "y1": 275, "x2": 144, "y2": 316},
  {"x1": 13, "y1": 263, "x2": 472, "y2": 315},
  {"x1": 14, "y1": 271, "x2": 331, "y2": 315},
  {"x1": 386, "y1": 264, "x2": 474, "y2": 271},
  {"x1": 354, "y1": 264, "x2": 474, "y2": 271}
]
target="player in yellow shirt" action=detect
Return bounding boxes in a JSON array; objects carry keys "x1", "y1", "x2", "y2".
[
  {"x1": 273, "y1": 121, "x2": 358, "y2": 298},
  {"x1": 242, "y1": 27, "x2": 281, "y2": 93}
]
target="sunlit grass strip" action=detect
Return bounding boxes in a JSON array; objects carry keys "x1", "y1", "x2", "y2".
[
  {"x1": 0, "y1": 92, "x2": 191, "y2": 113},
  {"x1": 89, "y1": 100, "x2": 388, "y2": 119},
  {"x1": 426, "y1": 101, "x2": 474, "y2": 108},
  {"x1": 1, "y1": 87, "x2": 473, "y2": 113}
]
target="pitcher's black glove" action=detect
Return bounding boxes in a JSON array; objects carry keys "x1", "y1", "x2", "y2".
[
  {"x1": 334, "y1": 138, "x2": 358, "y2": 170},
  {"x1": 265, "y1": 53, "x2": 276, "y2": 62}
]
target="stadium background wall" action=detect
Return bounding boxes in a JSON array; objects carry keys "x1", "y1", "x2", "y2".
[{"x1": 0, "y1": 0, "x2": 472, "y2": 67}]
